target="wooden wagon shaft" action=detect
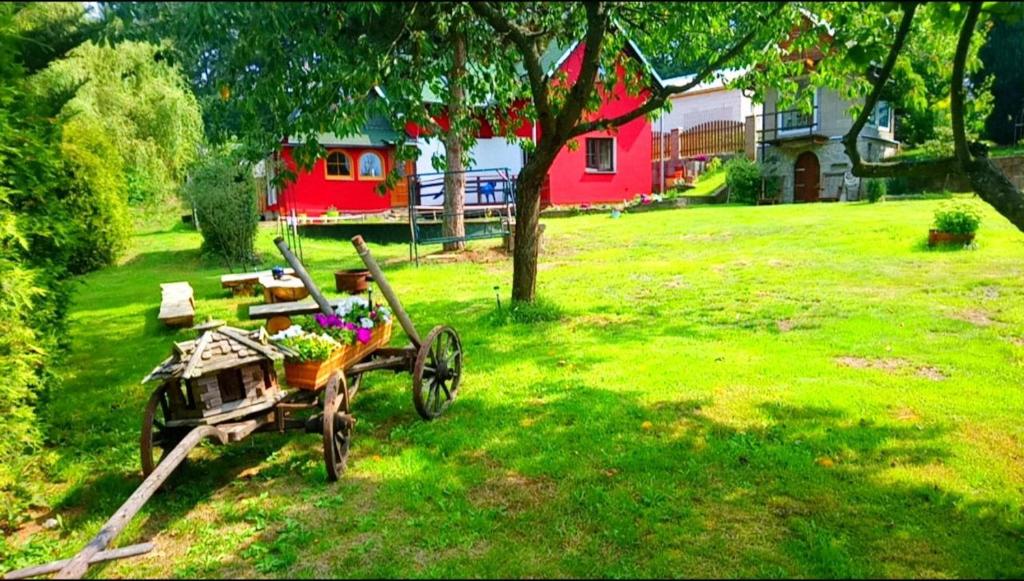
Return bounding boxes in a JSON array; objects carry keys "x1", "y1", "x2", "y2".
[
  {"x1": 273, "y1": 237, "x2": 334, "y2": 316},
  {"x1": 3, "y1": 543, "x2": 154, "y2": 580},
  {"x1": 54, "y1": 425, "x2": 229, "y2": 579},
  {"x1": 351, "y1": 235, "x2": 422, "y2": 348}
]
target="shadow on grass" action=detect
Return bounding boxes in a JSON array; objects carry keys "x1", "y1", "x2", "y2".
[
  {"x1": 175, "y1": 376, "x2": 1024, "y2": 578},
  {"x1": 29, "y1": 283, "x2": 1024, "y2": 577}
]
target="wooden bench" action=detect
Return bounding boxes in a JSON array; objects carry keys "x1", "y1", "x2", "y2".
[
  {"x1": 220, "y1": 268, "x2": 295, "y2": 296},
  {"x1": 158, "y1": 282, "x2": 195, "y2": 328}
]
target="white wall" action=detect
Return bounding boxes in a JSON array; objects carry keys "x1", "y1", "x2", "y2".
[
  {"x1": 657, "y1": 89, "x2": 759, "y2": 132},
  {"x1": 413, "y1": 137, "x2": 524, "y2": 176}
]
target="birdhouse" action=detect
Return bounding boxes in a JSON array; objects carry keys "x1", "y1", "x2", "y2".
[{"x1": 142, "y1": 323, "x2": 285, "y2": 424}]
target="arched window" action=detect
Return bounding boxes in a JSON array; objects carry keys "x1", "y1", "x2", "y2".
[
  {"x1": 358, "y1": 152, "x2": 385, "y2": 180},
  {"x1": 325, "y1": 150, "x2": 352, "y2": 180}
]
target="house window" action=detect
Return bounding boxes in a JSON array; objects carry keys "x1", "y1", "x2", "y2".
[
  {"x1": 358, "y1": 152, "x2": 384, "y2": 180},
  {"x1": 777, "y1": 80, "x2": 817, "y2": 132},
  {"x1": 867, "y1": 101, "x2": 892, "y2": 130},
  {"x1": 325, "y1": 150, "x2": 352, "y2": 180},
  {"x1": 585, "y1": 138, "x2": 615, "y2": 172}
]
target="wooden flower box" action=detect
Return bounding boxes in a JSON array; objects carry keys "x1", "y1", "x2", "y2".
[
  {"x1": 928, "y1": 229, "x2": 975, "y2": 247},
  {"x1": 283, "y1": 322, "x2": 393, "y2": 390}
]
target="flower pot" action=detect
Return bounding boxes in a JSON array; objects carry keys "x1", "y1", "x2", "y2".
[
  {"x1": 283, "y1": 355, "x2": 339, "y2": 391},
  {"x1": 283, "y1": 322, "x2": 393, "y2": 391},
  {"x1": 928, "y1": 229, "x2": 975, "y2": 247},
  {"x1": 335, "y1": 269, "x2": 370, "y2": 294}
]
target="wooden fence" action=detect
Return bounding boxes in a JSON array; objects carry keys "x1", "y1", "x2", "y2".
[
  {"x1": 679, "y1": 120, "x2": 745, "y2": 158},
  {"x1": 653, "y1": 120, "x2": 745, "y2": 163}
]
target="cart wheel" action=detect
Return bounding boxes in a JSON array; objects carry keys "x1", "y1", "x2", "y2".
[
  {"x1": 323, "y1": 372, "x2": 353, "y2": 482},
  {"x1": 140, "y1": 383, "x2": 188, "y2": 477},
  {"x1": 413, "y1": 325, "x2": 463, "y2": 420}
]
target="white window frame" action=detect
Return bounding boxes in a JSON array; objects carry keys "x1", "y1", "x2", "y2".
[
  {"x1": 867, "y1": 100, "x2": 893, "y2": 131},
  {"x1": 584, "y1": 137, "x2": 617, "y2": 174},
  {"x1": 776, "y1": 85, "x2": 819, "y2": 136}
]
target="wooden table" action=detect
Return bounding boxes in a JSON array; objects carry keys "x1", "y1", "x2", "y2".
[
  {"x1": 258, "y1": 274, "x2": 309, "y2": 305},
  {"x1": 220, "y1": 268, "x2": 294, "y2": 296}
]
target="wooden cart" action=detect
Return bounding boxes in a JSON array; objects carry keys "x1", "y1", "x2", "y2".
[{"x1": 13, "y1": 235, "x2": 462, "y2": 580}]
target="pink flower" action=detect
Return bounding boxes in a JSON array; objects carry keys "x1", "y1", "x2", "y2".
[{"x1": 356, "y1": 327, "x2": 372, "y2": 344}]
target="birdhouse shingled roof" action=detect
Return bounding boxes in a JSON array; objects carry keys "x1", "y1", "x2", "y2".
[{"x1": 142, "y1": 325, "x2": 284, "y2": 384}]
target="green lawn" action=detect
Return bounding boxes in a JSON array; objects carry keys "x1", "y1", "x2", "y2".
[
  {"x1": 4, "y1": 197, "x2": 1024, "y2": 578},
  {"x1": 682, "y1": 168, "x2": 726, "y2": 197}
]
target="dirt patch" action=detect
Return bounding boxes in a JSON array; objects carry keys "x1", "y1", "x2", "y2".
[
  {"x1": 776, "y1": 319, "x2": 795, "y2": 333},
  {"x1": 1009, "y1": 336, "x2": 1024, "y2": 347},
  {"x1": 976, "y1": 286, "x2": 1001, "y2": 300},
  {"x1": 835, "y1": 356, "x2": 910, "y2": 373},
  {"x1": 664, "y1": 275, "x2": 688, "y2": 289},
  {"x1": 570, "y1": 313, "x2": 635, "y2": 330},
  {"x1": 835, "y1": 357, "x2": 947, "y2": 381},
  {"x1": 893, "y1": 407, "x2": 921, "y2": 422},
  {"x1": 954, "y1": 309, "x2": 995, "y2": 327},
  {"x1": 916, "y1": 366, "x2": 947, "y2": 381},
  {"x1": 467, "y1": 470, "x2": 557, "y2": 515},
  {"x1": 416, "y1": 246, "x2": 510, "y2": 264}
]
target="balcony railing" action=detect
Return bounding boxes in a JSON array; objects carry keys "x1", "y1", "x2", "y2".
[{"x1": 755, "y1": 105, "x2": 821, "y2": 145}]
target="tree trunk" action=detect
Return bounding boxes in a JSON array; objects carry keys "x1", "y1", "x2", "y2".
[
  {"x1": 510, "y1": 147, "x2": 558, "y2": 303},
  {"x1": 442, "y1": 24, "x2": 467, "y2": 252},
  {"x1": 967, "y1": 158, "x2": 1024, "y2": 232}
]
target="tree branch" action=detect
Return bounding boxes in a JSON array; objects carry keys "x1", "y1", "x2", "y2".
[
  {"x1": 555, "y1": 2, "x2": 609, "y2": 139},
  {"x1": 469, "y1": 1, "x2": 554, "y2": 134},
  {"x1": 568, "y1": 2, "x2": 785, "y2": 138},
  {"x1": 950, "y1": 2, "x2": 982, "y2": 165},
  {"x1": 839, "y1": 2, "x2": 960, "y2": 179}
]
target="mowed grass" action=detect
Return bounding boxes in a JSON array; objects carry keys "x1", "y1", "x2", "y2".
[{"x1": 4, "y1": 197, "x2": 1024, "y2": 578}]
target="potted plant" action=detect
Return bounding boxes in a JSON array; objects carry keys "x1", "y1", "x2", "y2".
[
  {"x1": 324, "y1": 206, "x2": 340, "y2": 221},
  {"x1": 929, "y1": 202, "x2": 981, "y2": 247},
  {"x1": 335, "y1": 268, "x2": 371, "y2": 294},
  {"x1": 274, "y1": 329, "x2": 343, "y2": 391}
]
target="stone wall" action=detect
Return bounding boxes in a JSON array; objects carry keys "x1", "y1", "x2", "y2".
[{"x1": 760, "y1": 137, "x2": 899, "y2": 202}]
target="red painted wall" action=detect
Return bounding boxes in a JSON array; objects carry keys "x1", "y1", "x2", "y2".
[
  {"x1": 271, "y1": 43, "x2": 656, "y2": 215},
  {"x1": 541, "y1": 44, "x2": 653, "y2": 206},
  {"x1": 270, "y1": 146, "x2": 394, "y2": 216}
]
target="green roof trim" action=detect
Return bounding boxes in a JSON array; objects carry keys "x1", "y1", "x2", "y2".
[{"x1": 285, "y1": 114, "x2": 404, "y2": 148}]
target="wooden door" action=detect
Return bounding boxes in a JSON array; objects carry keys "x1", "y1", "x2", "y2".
[
  {"x1": 793, "y1": 151, "x2": 820, "y2": 203},
  {"x1": 390, "y1": 159, "x2": 415, "y2": 208}
]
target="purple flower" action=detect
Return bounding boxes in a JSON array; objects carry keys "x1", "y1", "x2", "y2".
[
  {"x1": 344, "y1": 322, "x2": 357, "y2": 331},
  {"x1": 356, "y1": 327, "x2": 372, "y2": 344}
]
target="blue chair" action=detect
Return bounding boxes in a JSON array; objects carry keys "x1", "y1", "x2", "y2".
[{"x1": 480, "y1": 181, "x2": 497, "y2": 204}]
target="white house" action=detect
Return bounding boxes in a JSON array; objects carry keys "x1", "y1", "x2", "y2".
[{"x1": 652, "y1": 69, "x2": 761, "y2": 191}]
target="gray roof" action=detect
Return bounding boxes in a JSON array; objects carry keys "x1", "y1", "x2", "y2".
[{"x1": 142, "y1": 325, "x2": 283, "y2": 384}]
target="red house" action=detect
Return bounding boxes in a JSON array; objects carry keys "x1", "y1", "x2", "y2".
[{"x1": 263, "y1": 35, "x2": 663, "y2": 217}]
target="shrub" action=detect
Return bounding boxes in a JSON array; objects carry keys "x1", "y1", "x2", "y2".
[
  {"x1": 725, "y1": 157, "x2": 761, "y2": 204},
  {"x1": 705, "y1": 156, "x2": 723, "y2": 175},
  {"x1": 933, "y1": 202, "x2": 982, "y2": 235},
  {"x1": 184, "y1": 149, "x2": 260, "y2": 269},
  {"x1": 58, "y1": 116, "x2": 132, "y2": 274},
  {"x1": 865, "y1": 178, "x2": 887, "y2": 203},
  {"x1": 921, "y1": 126, "x2": 955, "y2": 159}
]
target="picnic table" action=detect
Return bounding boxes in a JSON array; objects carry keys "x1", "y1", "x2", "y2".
[
  {"x1": 258, "y1": 273, "x2": 309, "y2": 304},
  {"x1": 220, "y1": 268, "x2": 295, "y2": 296}
]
